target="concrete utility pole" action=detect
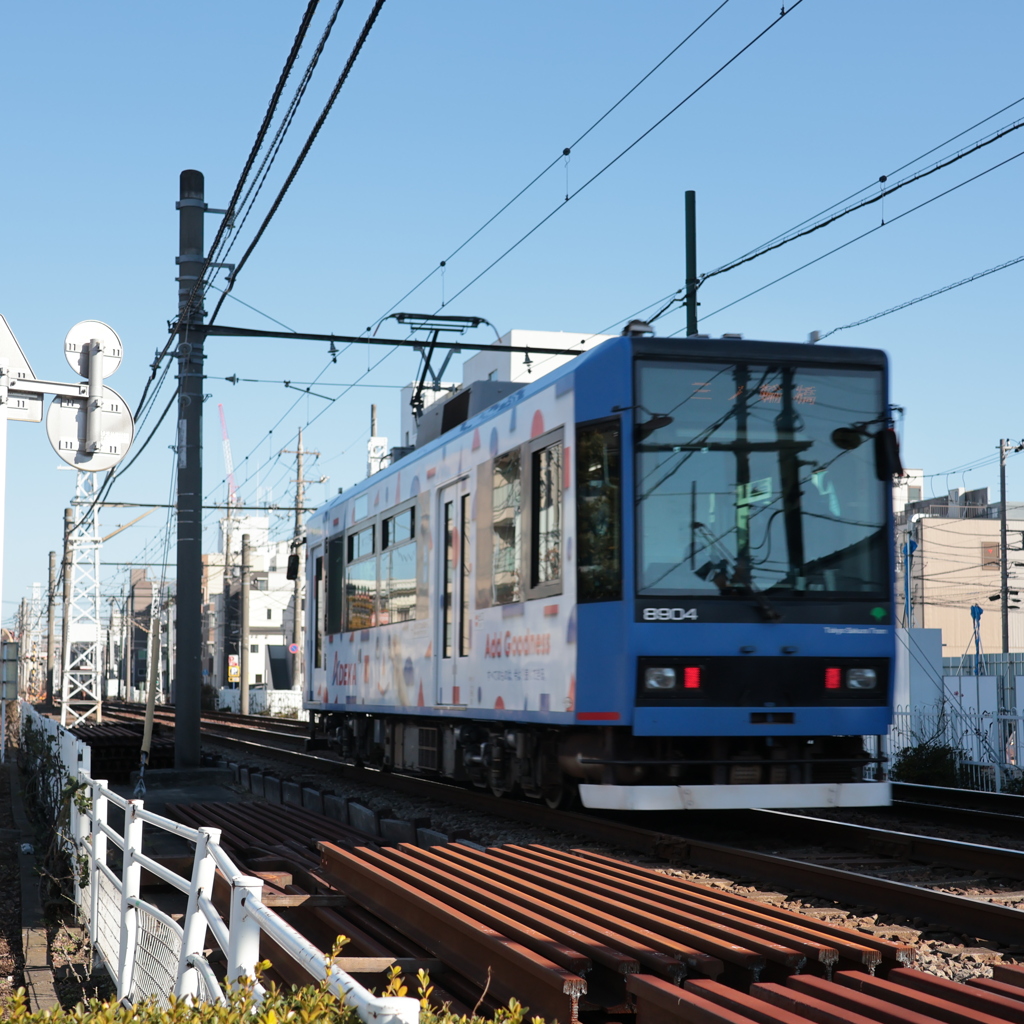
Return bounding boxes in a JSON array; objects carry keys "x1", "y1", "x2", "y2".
[
  {"x1": 685, "y1": 189, "x2": 698, "y2": 337},
  {"x1": 120, "y1": 588, "x2": 130, "y2": 700},
  {"x1": 46, "y1": 550, "x2": 55, "y2": 709},
  {"x1": 293, "y1": 429, "x2": 305, "y2": 692},
  {"x1": 240, "y1": 533, "x2": 251, "y2": 716},
  {"x1": 175, "y1": 169, "x2": 207, "y2": 768},
  {"x1": 1000, "y1": 438, "x2": 1011, "y2": 656},
  {"x1": 284, "y1": 427, "x2": 321, "y2": 695}
]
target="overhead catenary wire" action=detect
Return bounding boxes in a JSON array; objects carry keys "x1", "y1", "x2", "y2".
[
  {"x1": 366, "y1": 0, "x2": 734, "y2": 327},
  {"x1": 612, "y1": 94, "x2": 1024, "y2": 335},
  {"x1": 817, "y1": 253, "x2": 1024, "y2": 340},
  {"x1": 680, "y1": 144, "x2": 1024, "y2": 329},
  {"x1": 699, "y1": 114, "x2": 1024, "y2": 284},
  {"x1": 438, "y1": 1, "x2": 807, "y2": 313},
  {"x1": 700, "y1": 95, "x2": 1024, "y2": 280}
]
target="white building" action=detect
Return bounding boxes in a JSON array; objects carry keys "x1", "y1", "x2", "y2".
[{"x1": 202, "y1": 516, "x2": 299, "y2": 695}]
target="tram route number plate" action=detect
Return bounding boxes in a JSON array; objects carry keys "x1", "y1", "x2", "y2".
[{"x1": 642, "y1": 607, "x2": 698, "y2": 621}]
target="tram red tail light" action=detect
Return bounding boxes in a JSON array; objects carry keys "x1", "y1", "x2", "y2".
[
  {"x1": 824, "y1": 667, "x2": 842, "y2": 690},
  {"x1": 683, "y1": 666, "x2": 702, "y2": 689}
]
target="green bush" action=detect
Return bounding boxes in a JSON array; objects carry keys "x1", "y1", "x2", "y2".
[
  {"x1": 889, "y1": 741, "x2": 963, "y2": 787},
  {"x1": 5, "y1": 965, "x2": 548, "y2": 1024}
]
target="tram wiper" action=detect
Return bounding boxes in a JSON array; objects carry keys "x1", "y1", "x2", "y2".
[{"x1": 695, "y1": 555, "x2": 782, "y2": 622}]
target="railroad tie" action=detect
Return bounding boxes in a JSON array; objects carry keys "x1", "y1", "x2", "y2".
[
  {"x1": 575, "y1": 847, "x2": 914, "y2": 970},
  {"x1": 318, "y1": 840, "x2": 588, "y2": 1024}
]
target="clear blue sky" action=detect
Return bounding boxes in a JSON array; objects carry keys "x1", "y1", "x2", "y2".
[{"x1": 2, "y1": 0, "x2": 1023, "y2": 623}]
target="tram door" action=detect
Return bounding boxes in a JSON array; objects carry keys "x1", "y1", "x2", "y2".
[{"x1": 436, "y1": 480, "x2": 471, "y2": 705}]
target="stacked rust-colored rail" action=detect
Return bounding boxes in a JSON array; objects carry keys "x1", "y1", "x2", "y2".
[
  {"x1": 629, "y1": 963, "x2": 1024, "y2": 1024},
  {"x1": 317, "y1": 842, "x2": 914, "y2": 1022},
  {"x1": 69, "y1": 722, "x2": 174, "y2": 782},
  {"x1": 162, "y1": 796, "x2": 907, "y2": 1021}
]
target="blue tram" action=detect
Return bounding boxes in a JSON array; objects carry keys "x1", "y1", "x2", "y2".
[{"x1": 304, "y1": 327, "x2": 897, "y2": 810}]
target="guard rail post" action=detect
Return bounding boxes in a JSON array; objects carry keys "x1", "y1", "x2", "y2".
[
  {"x1": 88, "y1": 778, "x2": 108, "y2": 947},
  {"x1": 116, "y1": 801, "x2": 144, "y2": 1002},
  {"x1": 176, "y1": 826, "x2": 221, "y2": 1000},
  {"x1": 226, "y1": 874, "x2": 264, "y2": 989}
]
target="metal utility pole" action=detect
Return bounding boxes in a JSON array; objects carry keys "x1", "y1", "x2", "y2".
[
  {"x1": 175, "y1": 169, "x2": 207, "y2": 768},
  {"x1": 685, "y1": 189, "x2": 698, "y2": 337},
  {"x1": 46, "y1": 550, "x2": 56, "y2": 709},
  {"x1": 240, "y1": 533, "x2": 251, "y2": 716},
  {"x1": 61, "y1": 473, "x2": 104, "y2": 727},
  {"x1": 60, "y1": 507, "x2": 73, "y2": 714}
]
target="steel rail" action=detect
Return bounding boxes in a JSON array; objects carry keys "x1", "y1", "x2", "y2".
[
  {"x1": 747, "y1": 808, "x2": 1024, "y2": 878},
  {"x1": 893, "y1": 781, "x2": 1024, "y2": 816},
  {"x1": 96, "y1": 703, "x2": 1024, "y2": 945}
]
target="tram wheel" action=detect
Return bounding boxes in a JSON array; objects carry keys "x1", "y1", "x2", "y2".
[{"x1": 542, "y1": 780, "x2": 578, "y2": 810}]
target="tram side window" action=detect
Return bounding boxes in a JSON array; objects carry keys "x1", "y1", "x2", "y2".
[
  {"x1": 577, "y1": 420, "x2": 622, "y2": 602},
  {"x1": 325, "y1": 537, "x2": 345, "y2": 633},
  {"x1": 382, "y1": 508, "x2": 416, "y2": 623},
  {"x1": 531, "y1": 441, "x2": 563, "y2": 588},
  {"x1": 344, "y1": 525, "x2": 377, "y2": 630},
  {"x1": 491, "y1": 448, "x2": 522, "y2": 604}
]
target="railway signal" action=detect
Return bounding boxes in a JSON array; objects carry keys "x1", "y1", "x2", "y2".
[{"x1": 0, "y1": 315, "x2": 135, "y2": 727}]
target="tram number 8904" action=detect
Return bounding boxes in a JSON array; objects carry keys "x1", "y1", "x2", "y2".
[{"x1": 642, "y1": 607, "x2": 699, "y2": 621}]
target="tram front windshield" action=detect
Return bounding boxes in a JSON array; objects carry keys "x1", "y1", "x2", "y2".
[{"x1": 635, "y1": 359, "x2": 888, "y2": 599}]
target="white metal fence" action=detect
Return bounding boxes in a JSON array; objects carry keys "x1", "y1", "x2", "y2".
[
  {"x1": 216, "y1": 687, "x2": 308, "y2": 720},
  {"x1": 890, "y1": 702, "x2": 1024, "y2": 792},
  {"x1": 19, "y1": 702, "x2": 417, "y2": 1021}
]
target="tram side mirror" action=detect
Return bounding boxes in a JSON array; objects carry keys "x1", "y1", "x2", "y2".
[
  {"x1": 636, "y1": 413, "x2": 674, "y2": 441},
  {"x1": 286, "y1": 553, "x2": 300, "y2": 580},
  {"x1": 873, "y1": 427, "x2": 904, "y2": 481},
  {"x1": 831, "y1": 427, "x2": 864, "y2": 450}
]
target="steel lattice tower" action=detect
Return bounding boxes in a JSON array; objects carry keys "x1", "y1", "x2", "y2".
[{"x1": 60, "y1": 472, "x2": 103, "y2": 727}]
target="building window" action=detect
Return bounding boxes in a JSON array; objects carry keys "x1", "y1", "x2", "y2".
[
  {"x1": 250, "y1": 643, "x2": 259, "y2": 653},
  {"x1": 491, "y1": 449, "x2": 522, "y2": 604},
  {"x1": 266, "y1": 608, "x2": 272, "y2": 620},
  {"x1": 907, "y1": 486, "x2": 922, "y2": 502},
  {"x1": 982, "y1": 542, "x2": 1000, "y2": 570},
  {"x1": 255, "y1": 673, "x2": 263, "y2": 684}
]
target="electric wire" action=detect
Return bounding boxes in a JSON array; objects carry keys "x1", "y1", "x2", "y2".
[
  {"x1": 817, "y1": 253, "x2": 1024, "y2": 340},
  {"x1": 680, "y1": 144, "x2": 1024, "y2": 329},
  {"x1": 439, "y1": 1, "x2": 807, "y2": 312},
  {"x1": 70, "y1": 3, "x2": 325, "y2": 536},
  {"x1": 209, "y1": 0, "x2": 390, "y2": 325},
  {"x1": 366, "y1": 0, "x2": 734, "y2": 327},
  {"x1": 700, "y1": 114, "x2": 1024, "y2": 284},
  {"x1": 702, "y1": 95, "x2": 1024, "y2": 278},
  {"x1": 206, "y1": 0, "x2": 348, "y2": 295}
]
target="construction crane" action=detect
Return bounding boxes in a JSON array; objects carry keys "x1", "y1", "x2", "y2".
[{"x1": 218, "y1": 403, "x2": 240, "y2": 508}]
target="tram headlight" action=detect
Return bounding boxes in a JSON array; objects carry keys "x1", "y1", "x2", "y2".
[
  {"x1": 644, "y1": 667, "x2": 677, "y2": 691},
  {"x1": 846, "y1": 668, "x2": 877, "y2": 690}
]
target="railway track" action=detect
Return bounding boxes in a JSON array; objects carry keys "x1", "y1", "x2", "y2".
[
  {"x1": 48, "y1": 703, "x2": 1024, "y2": 1023},
  {"x1": 92, "y1": 701, "x2": 1024, "y2": 949}
]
